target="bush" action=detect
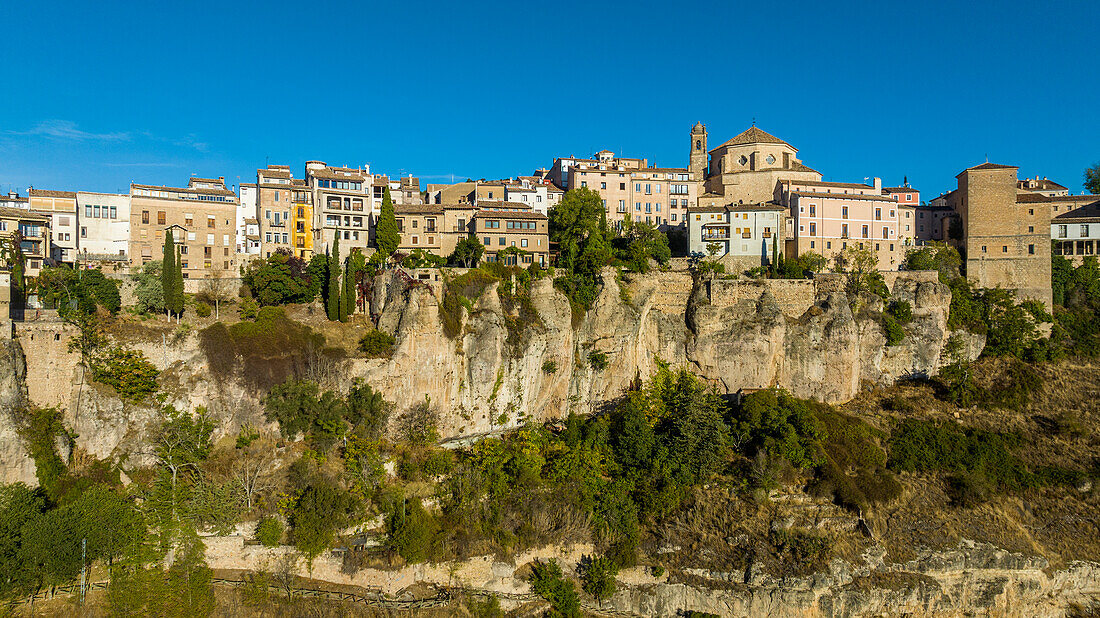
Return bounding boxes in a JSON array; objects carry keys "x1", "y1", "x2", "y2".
[
  {"x1": 91, "y1": 348, "x2": 159, "y2": 403},
  {"x1": 398, "y1": 402, "x2": 439, "y2": 445},
  {"x1": 385, "y1": 496, "x2": 439, "y2": 563},
  {"x1": 889, "y1": 300, "x2": 913, "y2": 324},
  {"x1": 887, "y1": 419, "x2": 1038, "y2": 491},
  {"x1": 239, "y1": 297, "x2": 259, "y2": 320},
  {"x1": 542, "y1": 360, "x2": 558, "y2": 374},
  {"x1": 882, "y1": 314, "x2": 905, "y2": 346},
  {"x1": 577, "y1": 555, "x2": 618, "y2": 603},
  {"x1": 358, "y1": 330, "x2": 396, "y2": 357},
  {"x1": 200, "y1": 307, "x2": 330, "y2": 390},
  {"x1": 195, "y1": 302, "x2": 211, "y2": 318},
  {"x1": 588, "y1": 351, "x2": 609, "y2": 371},
  {"x1": 528, "y1": 559, "x2": 580, "y2": 617},
  {"x1": 255, "y1": 516, "x2": 284, "y2": 547},
  {"x1": 242, "y1": 250, "x2": 321, "y2": 306}
]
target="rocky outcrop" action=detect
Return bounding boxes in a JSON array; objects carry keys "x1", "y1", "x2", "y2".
[{"x1": 0, "y1": 339, "x2": 35, "y2": 485}]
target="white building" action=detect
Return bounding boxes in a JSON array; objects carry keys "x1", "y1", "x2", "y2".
[
  {"x1": 237, "y1": 182, "x2": 257, "y2": 254},
  {"x1": 76, "y1": 191, "x2": 130, "y2": 266},
  {"x1": 688, "y1": 202, "x2": 785, "y2": 270}
]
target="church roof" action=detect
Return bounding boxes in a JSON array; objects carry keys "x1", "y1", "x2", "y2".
[{"x1": 711, "y1": 126, "x2": 792, "y2": 152}]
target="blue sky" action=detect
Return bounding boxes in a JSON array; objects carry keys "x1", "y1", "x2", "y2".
[{"x1": 1, "y1": 0, "x2": 1097, "y2": 199}]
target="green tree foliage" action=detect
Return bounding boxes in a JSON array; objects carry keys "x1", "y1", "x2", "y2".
[
  {"x1": 384, "y1": 495, "x2": 440, "y2": 563},
  {"x1": 37, "y1": 266, "x2": 121, "y2": 316},
  {"x1": 243, "y1": 249, "x2": 322, "y2": 306},
  {"x1": 836, "y1": 244, "x2": 888, "y2": 301},
  {"x1": 2, "y1": 232, "x2": 26, "y2": 302},
  {"x1": 91, "y1": 348, "x2": 159, "y2": 403},
  {"x1": 550, "y1": 187, "x2": 613, "y2": 312},
  {"x1": 358, "y1": 329, "x2": 396, "y2": 357},
  {"x1": 903, "y1": 243, "x2": 962, "y2": 282},
  {"x1": 346, "y1": 248, "x2": 366, "y2": 316},
  {"x1": 732, "y1": 390, "x2": 823, "y2": 469},
  {"x1": 528, "y1": 559, "x2": 581, "y2": 617},
  {"x1": 773, "y1": 251, "x2": 826, "y2": 279},
  {"x1": 578, "y1": 554, "x2": 618, "y2": 603},
  {"x1": 161, "y1": 230, "x2": 184, "y2": 317},
  {"x1": 938, "y1": 335, "x2": 978, "y2": 407},
  {"x1": 1085, "y1": 162, "x2": 1100, "y2": 195},
  {"x1": 133, "y1": 259, "x2": 166, "y2": 314},
  {"x1": 449, "y1": 235, "x2": 485, "y2": 267},
  {"x1": 400, "y1": 248, "x2": 447, "y2": 269},
  {"x1": 265, "y1": 379, "x2": 392, "y2": 445},
  {"x1": 374, "y1": 186, "x2": 401, "y2": 257},
  {"x1": 614, "y1": 221, "x2": 670, "y2": 273},
  {"x1": 290, "y1": 481, "x2": 359, "y2": 569},
  {"x1": 327, "y1": 238, "x2": 341, "y2": 321}
]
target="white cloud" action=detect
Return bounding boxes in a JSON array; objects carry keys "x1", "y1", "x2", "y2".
[{"x1": 8, "y1": 119, "x2": 130, "y2": 141}]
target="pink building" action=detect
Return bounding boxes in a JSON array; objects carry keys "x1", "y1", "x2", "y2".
[{"x1": 780, "y1": 177, "x2": 906, "y2": 269}]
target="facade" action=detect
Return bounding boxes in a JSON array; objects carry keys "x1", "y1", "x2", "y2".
[
  {"x1": 473, "y1": 210, "x2": 548, "y2": 266},
  {"x1": 1045, "y1": 196, "x2": 1100, "y2": 263},
  {"x1": 780, "y1": 178, "x2": 905, "y2": 268},
  {"x1": 28, "y1": 189, "x2": 78, "y2": 263},
  {"x1": 129, "y1": 177, "x2": 238, "y2": 279},
  {"x1": 546, "y1": 150, "x2": 697, "y2": 230},
  {"x1": 394, "y1": 203, "x2": 477, "y2": 257},
  {"x1": 256, "y1": 166, "x2": 313, "y2": 259},
  {"x1": 882, "y1": 186, "x2": 921, "y2": 250},
  {"x1": 0, "y1": 207, "x2": 50, "y2": 276},
  {"x1": 237, "y1": 183, "x2": 257, "y2": 255},
  {"x1": 374, "y1": 175, "x2": 423, "y2": 207},
  {"x1": 0, "y1": 192, "x2": 28, "y2": 210},
  {"x1": 911, "y1": 204, "x2": 955, "y2": 243},
  {"x1": 687, "y1": 202, "x2": 784, "y2": 270},
  {"x1": 944, "y1": 163, "x2": 1052, "y2": 308},
  {"x1": 241, "y1": 218, "x2": 261, "y2": 258},
  {"x1": 75, "y1": 192, "x2": 130, "y2": 266},
  {"x1": 700, "y1": 126, "x2": 822, "y2": 206},
  {"x1": 305, "y1": 162, "x2": 371, "y2": 256},
  {"x1": 1018, "y1": 176, "x2": 1069, "y2": 197}
]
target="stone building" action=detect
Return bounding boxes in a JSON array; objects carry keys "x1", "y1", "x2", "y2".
[
  {"x1": 698, "y1": 126, "x2": 822, "y2": 206},
  {"x1": 255, "y1": 165, "x2": 314, "y2": 259},
  {"x1": 305, "y1": 161, "x2": 371, "y2": 256},
  {"x1": 28, "y1": 188, "x2": 78, "y2": 264},
  {"x1": 943, "y1": 163, "x2": 1052, "y2": 308},
  {"x1": 473, "y1": 209, "x2": 548, "y2": 266},
  {"x1": 75, "y1": 191, "x2": 129, "y2": 267},
  {"x1": 129, "y1": 177, "x2": 238, "y2": 279},
  {"x1": 394, "y1": 203, "x2": 477, "y2": 257},
  {"x1": 1018, "y1": 176, "x2": 1069, "y2": 197}
]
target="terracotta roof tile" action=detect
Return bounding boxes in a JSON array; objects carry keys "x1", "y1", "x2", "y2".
[
  {"x1": 29, "y1": 189, "x2": 77, "y2": 199},
  {"x1": 711, "y1": 126, "x2": 792, "y2": 151}
]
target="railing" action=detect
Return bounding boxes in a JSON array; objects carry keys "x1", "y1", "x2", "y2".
[
  {"x1": 741, "y1": 232, "x2": 751, "y2": 239},
  {"x1": 762, "y1": 232, "x2": 773, "y2": 238}
]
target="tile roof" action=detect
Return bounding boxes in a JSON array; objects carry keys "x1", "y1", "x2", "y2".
[
  {"x1": 477, "y1": 200, "x2": 533, "y2": 210},
  {"x1": 309, "y1": 168, "x2": 367, "y2": 181},
  {"x1": 791, "y1": 191, "x2": 896, "y2": 202},
  {"x1": 1018, "y1": 178, "x2": 1067, "y2": 191},
  {"x1": 474, "y1": 210, "x2": 547, "y2": 220},
  {"x1": 0, "y1": 206, "x2": 50, "y2": 220},
  {"x1": 394, "y1": 204, "x2": 444, "y2": 215},
  {"x1": 882, "y1": 186, "x2": 918, "y2": 193},
  {"x1": 258, "y1": 169, "x2": 292, "y2": 179},
  {"x1": 131, "y1": 183, "x2": 236, "y2": 197},
  {"x1": 711, "y1": 126, "x2": 792, "y2": 151},
  {"x1": 960, "y1": 163, "x2": 1018, "y2": 175},
  {"x1": 1053, "y1": 201, "x2": 1100, "y2": 221},
  {"x1": 787, "y1": 179, "x2": 874, "y2": 190},
  {"x1": 1016, "y1": 193, "x2": 1099, "y2": 204},
  {"x1": 29, "y1": 189, "x2": 77, "y2": 199}
]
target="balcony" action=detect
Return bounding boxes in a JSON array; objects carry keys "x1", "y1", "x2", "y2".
[
  {"x1": 702, "y1": 233, "x2": 730, "y2": 240},
  {"x1": 762, "y1": 231, "x2": 773, "y2": 238},
  {"x1": 741, "y1": 232, "x2": 751, "y2": 239}
]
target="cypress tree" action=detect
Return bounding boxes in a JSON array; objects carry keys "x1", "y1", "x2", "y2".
[
  {"x1": 341, "y1": 255, "x2": 355, "y2": 321},
  {"x1": 374, "y1": 186, "x2": 400, "y2": 257},
  {"x1": 173, "y1": 245, "x2": 185, "y2": 317},
  {"x1": 162, "y1": 230, "x2": 177, "y2": 319},
  {"x1": 327, "y1": 236, "x2": 341, "y2": 321}
]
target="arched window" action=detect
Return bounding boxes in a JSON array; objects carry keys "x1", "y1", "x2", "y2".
[{"x1": 695, "y1": 139, "x2": 701, "y2": 150}]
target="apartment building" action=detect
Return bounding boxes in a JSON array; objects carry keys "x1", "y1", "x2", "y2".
[
  {"x1": 76, "y1": 191, "x2": 130, "y2": 265},
  {"x1": 305, "y1": 161, "x2": 371, "y2": 256},
  {"x1": 394, "y1": 203, "x2": 477, "y2": 257},
  {"x1": 129, "y1": 177, "x2": 238, "y2": 279},
  {"x1": 28, "y1": 188, "x2": 78, "y2": 263},
  {"x1": 547, "y1": 149, "x2": 698, "y2": 230},
  {"x1": 1041, "y1": 195, "x2": 1100, "y2": 263},
  {"x1": 425, "y1": 178, "x2": 557, "y2": 215},
  {"x1": 241, "y1": 218, "x2": 261, "y2": 258},
  {"x1": 0, "y1": 192, "x2": 28, "y2": 210},
  {"x1": 1018, "y1": 176, "x2": 1069, "y2": 197},
  {"x1": 473, "y1": 209, "x2": 548, "y2": 266},
  {"x1": 255, "y1": 166, "x2": 313, "y2": 259},
  {"x1": 0, "y1": 207, "x2": 50, "y2": 276},
  {"x1": 882, "y1": 186, "x2": 921, "y2": 250},
  {"x1": 237, "y1": 182, "x2": 257, "y2": 255},
  {"x1": 780, "y1": 178, "x2": 905, "y2": 269},
  {"x1": 373, "y1": 175, "x2": 423, "y2": 207},
  {"x1": 687, "y1": 202, "x2": 784, "y2": 270},
  {"x1": 942, "y1": 163, "x2": 1052, "y2": 308}
]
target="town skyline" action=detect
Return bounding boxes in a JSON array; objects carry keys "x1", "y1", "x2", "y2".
[{"x1": 2, "y1": 0, "x2": 1098, "y2": 199}]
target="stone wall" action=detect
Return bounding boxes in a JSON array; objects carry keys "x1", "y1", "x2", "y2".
[
  {"x1": 706, "y1": 278, "x2": 816, "y2": 318},
  {"x1": 14, "y1": 322, "x2": 80, "y2": 408}
]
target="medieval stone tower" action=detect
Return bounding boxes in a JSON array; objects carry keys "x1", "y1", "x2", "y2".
[{"x1": 689, "y1": 122, "x2": 708, "y2": 180}]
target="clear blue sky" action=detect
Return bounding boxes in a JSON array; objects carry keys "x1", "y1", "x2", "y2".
[{"x1": 2, "y1": 0, "x2": 1097, "y2": 199}]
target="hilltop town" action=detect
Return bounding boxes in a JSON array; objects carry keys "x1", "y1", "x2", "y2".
[{"x1": 1, "y1": 126, "x2": 1100, "y2": 617}]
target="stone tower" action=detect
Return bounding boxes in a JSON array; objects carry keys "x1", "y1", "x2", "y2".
[{"x1": 689, "y1": 122, "x2": 708, "y2": 180}]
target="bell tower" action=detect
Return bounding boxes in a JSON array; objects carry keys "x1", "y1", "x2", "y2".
[{"x1": 689, "y1": 122, "x2": 708, "y2": 180}]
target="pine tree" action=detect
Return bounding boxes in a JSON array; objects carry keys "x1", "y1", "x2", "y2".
[
  {"x1": 327, "y1": 236, "x2": 341, "y2": 321},
  {"x1": 162, "y1": 230, "x2": 177, "y2": 320},
  {"x1": 374, "y1": 186, "x2": 400, "y2": 257}
]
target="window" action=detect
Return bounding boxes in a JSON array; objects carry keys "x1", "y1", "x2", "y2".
[
  {"x1": 1002, "y1": 245, "x2": 1008, "y2": 253},
  {"x1": 412, "y1": 236, "x2": 418, "y2": 245},
  {"x1": 483, "y1": 237, "x2": 490, "y2": 245},
  {"x1": 1028, "y1": 244, "x2": 1035, "y2": 255},
  {"x1": 809, "y1": 222, "x2": 816, "y2": 236},
  {"x1": 207, "y1": 233, "x2": 214, "y2": 244},
  {"x1": 110, "y1": 206, "x2": 117, "y2": 219},
  {"x1": 809, "y1": 205, "x2": 816, "y2": 217},
  {"x1": 208, "y1": 215, "x2": 216, "y2": 228},
  {"x1": 842, "y1": 206, "x2": 848, "y2": 219},
  {"x1": 85, "y1": 205, "x2": 92, "y2": 217},
  {"x1": 1059, "y1": 225, "x2": 1068, "y2": 238},
  {"x1": 882, "y1": 227, "x2": 889, "y2": 238},
  {"x1": 875, "y1": 208, "x2": 881, "y2": 220},
  {"x1": 498, "y1": 237, "x2": 505, "y2": 246},
  {"x1": 157, "y1": 211, "x2": 166, "y2": 225},
  {"x1": 601, "y1": 182, "x2": 606, "y2": 189},
  {"x1": 142, "y1": 210, "x2": 150, "y2": 224},
  {"x1": 982, "y1": 246, "x2": 987, "y2": 253},
  {"x1": 80, "y1": 227, "x2": 87, "y2": 238},
  {"x1": 841, "y1": 224, "x2": 849, "y2": 238},
  {"x1": 521, "y1": 238, "x2": 528, "y2": 248},
  {"x1": 581, "y1": 181, "x2": 587, "y2": 188},
  {"x1": 861, "y1": 225, "x2": 868, "y2": 238},
  {"x1": 619, "y1": 183, "x2": 625, "y2": 190},
  {"x1": 1028, "y1": 226, "x2": 1034, "y2": 233}
]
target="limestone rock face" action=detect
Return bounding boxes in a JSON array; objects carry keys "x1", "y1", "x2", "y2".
[{"x1": 0, "y1": 340, "x2": 35, "y2": 485}]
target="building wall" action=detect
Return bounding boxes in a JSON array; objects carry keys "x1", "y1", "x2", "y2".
[
  {"x1": 687, "y1": 207, "x2": 782, "y2": 267},
  {"x1": 129, "y1": 194, "x2": 238, "y2": 279},
  {"x1": 76, "y1": 192, "x2": 130, "y2": 263},
  {"x1": 0, "y1": 209, "x2": 50, "y2": 276},
  {"x1": 1052, "y1": 219, "x2": 1100, "y2": 264},
  {"x1": 29, "y1": 193, "x2": 78, "y2": 263},
  {"x1": 787, "y1": 192, "x2": 903, "y2": 269},
  {"x1": 956, "y1": 166, "x2": 1052, "y2": 308},
  {"x1": 474, "y1": 213, "x2": 549, "y2": 266}
]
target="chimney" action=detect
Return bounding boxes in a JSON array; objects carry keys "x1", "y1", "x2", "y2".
[{"x1": 873, "y1": 177, "x2": 882, "y2": 192}]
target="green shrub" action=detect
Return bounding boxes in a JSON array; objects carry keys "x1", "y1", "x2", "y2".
[
  {"x1": 91, "y1": 348, "x2": 159, "y2": 403},
  {"x1": 239, "y1": 297, "x2": 259, "y2": 320},
  {"x1": 255, "y1": 516, "x2": 284, "y2": 547},
  {"x1": 195, "y1": 302, "x2": 211, "y2": 318},
  {"x1": 384, "y1": 496, "x2": 439, "y2": 564},
  {"x1": 887, "y1": 419, "x2": 1037, "y2": 491},
  {"x1": 200, "y1": 307, "x2": 330, "y2": 390},
  {"x1": 889, "y1": 300, "x2": 913, "y2": 324},
  {"x1": 528, "y1": 559, "x2": 580, "y2": 617},
  {"x1": 358, "y1": 329, "x2": 396, "y2": 357},
  {"x1": 588, "y1": 351, "x2": 609, "y2": 371},
  {"x1": 398, "y1": 402, "x2": 439, "y2": 445},
  {"x1": 577, "y1": 555, "x2": 618, "y2": 603},
  {"x1": 882, "y1": 314, "x2": 905, "y2": 346},
  {"x1": 542, "y1": 360, "x2": 558, "y2": 374}
]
